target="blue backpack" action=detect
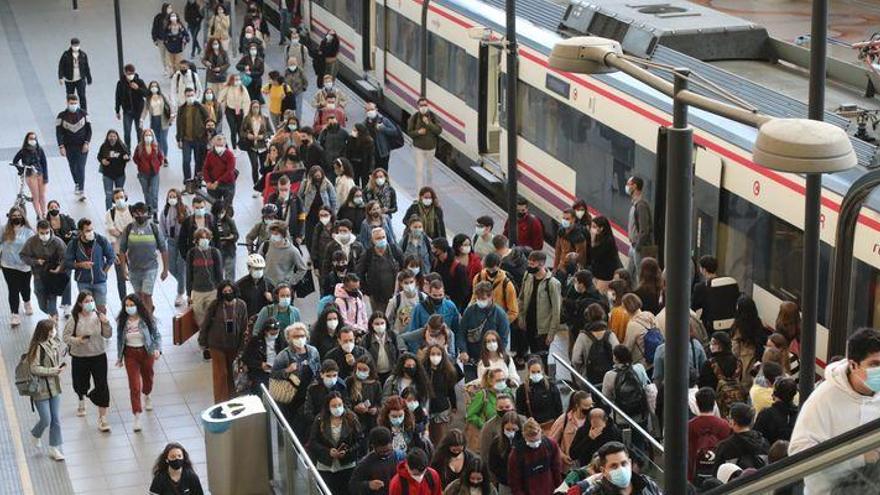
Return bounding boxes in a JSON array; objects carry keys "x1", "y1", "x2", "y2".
[
  {"x1": 317, "y1": 295, "x2": 336, "y2": 314},
  {"x1": 639, "y1": 326, "x2": 664, "y2": 365}
]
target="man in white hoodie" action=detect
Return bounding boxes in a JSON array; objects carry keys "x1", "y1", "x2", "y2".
[{"x1": 789, "y1": 327, "x2": 880, "y2": 493}]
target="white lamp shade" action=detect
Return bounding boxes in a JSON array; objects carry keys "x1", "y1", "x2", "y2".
[
  {"x1": 548, "y1": 36, "x2": 622, "y2": 74},
  {"x1": 753, "y1": 118, "x2": 858, "y2": 173}
]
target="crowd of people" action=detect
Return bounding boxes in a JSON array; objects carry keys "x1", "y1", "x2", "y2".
[{"x1": 6, "y1": 1, "x2": 880, "y2": 495}]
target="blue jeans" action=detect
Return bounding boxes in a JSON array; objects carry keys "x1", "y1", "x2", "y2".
[
  {"x1": 77, "y1": 281, "x2": 107, "y2": 307},
  {"x1": 149, "y1": 116, "x2": 169, "y2": 157},
  {"x1": 181, "y1": 140, "x2": 197, "y2": 181},
  {"x1": 167, "y1": 238, "x2": 186, "y2": 295},
  {"x1": 114, "y1": 262, "x2": 127, "y2": 304},
  {"x1": 33, "y1": 276, "x2": 58, "y2": 317},
  {"x1": 190, "y1": 22, "x2": 202, "y2": 56},
  {"x1": 137, "y1": 173, "x2": 160, "y2": 214},
  {"x1": 122, "y1": 111, "x2": 143, "y2": 150},
  {"x1": 294, "y1": 92, "x2": 304, "y2": 124},
  {"x1": 102, "y1": 175, "x2": 126, "y2": 211},
  {"x1": 32, "y1": 395, "x2": 62, "y2": 447},
  {"x1": 222, "y1": 251, "x2": 235, "y2": 281},
  {"x1": 66, "y1": 146, "x2": 88, "y2": 192}
]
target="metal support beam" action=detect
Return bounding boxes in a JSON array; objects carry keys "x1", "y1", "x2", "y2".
[
  {"x1": 505, "y1": 0, "x2": 518, "y2": 246},
  {"x1": 113, "y1": 0, "x2": 124, "y2": 77}
]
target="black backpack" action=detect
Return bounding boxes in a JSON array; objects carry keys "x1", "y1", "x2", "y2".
[
  {"x1": 613, "y1": 365, "x2": 647, "y2": 418},
  {"x1": 584, "y1": 331, "x2": 614, "y2": 385}
]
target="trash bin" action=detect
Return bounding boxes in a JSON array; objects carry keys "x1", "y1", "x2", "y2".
[{"x1": 202, "y1": 394, "x2": 270, "y2": 495}]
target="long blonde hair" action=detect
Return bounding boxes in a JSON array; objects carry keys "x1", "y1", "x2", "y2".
[{"x1": 2, "y1": 206, "x2": 28, "y2": 242}]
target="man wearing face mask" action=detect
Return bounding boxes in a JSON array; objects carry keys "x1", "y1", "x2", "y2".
[
  {"x1": 57, "y1": 38, "x2": 92, "y2": 110},
  {"x1": 203, "y1": 134, "x2": 236, "y2": 204},
  {"x1": 235, "y1": 253, "x2": 275, "y2": 317},
  {"x1": 21, "y1": 220, "x2": 68, "y2": 319},
  {"x1": 326, "y1": 326, "x2": 368, "y2": 379},
  {"x1": 297, "y1": 127, "x2": 328, "y2": 171},
  {"x1": 503, "y1": 197, "x2": 544, "y2": 252},
  {"x1": 199, "y1": 281, "x2": 248, "y2": 402},
  {"x1": 119, "y1": 202, "x2": 169, "y2": 314},
  {"x1": 186, "y1": 227, "x2": 224, "y2": 331},
  {"x1": 459, "y1": 282, "x2": 510, "y2": 362},
  {"x1": 406, "y1": 97, "x2": 442, "y2": 182},
  {"x1": 55, "y1": 94, "x2": 92, "y2": 198},
  {"x1": 266, "y1": 177, "x2": 305, "y2": 242},
  {"x1": 322, "y1": 220, "x2": 364, "y2": 275},
  {"x1": 568, "y1": 442, "x2": 660, "y2": 495},
  {"x1": 284, "y1": 56, "x2": 309, "y2": 122},
  {"x1": 624, "y1": 176, "x2": 653, "y2": 283},
  {"x1": 363, "y1": 101, "x2": 400, "y2": 171},
  {"x1": 430, "y1": 238, "x2": 469, "y2": 311},
  {"x1": 64, "y1": 218, "x2": 115, "y2": 313},
  {"x1": 517, "y1": 250, "x2": 561, "y2": 360},
  {"x1": 407, "y1": 279, "x2": 461, "y2": 342},
  {"x1": 388, "y1": 447, "x2": 442, "y2": 495},
  {"x1": 264, "y1": 222, "x2": 307, "y2": 288},
  {"x1": 318, "y1": 32, "x2": 341, "y2": 83},
  {"x1": 790, "y1": 327, "x2": 880, "y2": 494},
  {"x1": 176, "y1": 87, "x2": 209, "y2": 183},
  {"x1": 478, "y1": 394, "x2": 526, "y2": 465},
  {"x1": 358, "y1": 227, "x2": 403, "y2": 313},
  {"x1": 171, "y1": 60, "x2": 204, "y2": 109},
  {"x1": 507, "y1": 418, "x2": 562, "y2": 495},
  {"x1": 349, "y1": 427, "x2": 399, "y2": 495},
  {"x1": 470, "y1": 253, "x2": 519, "y2": 325},
  {"x1": 569, "y1": 408, "x2": 622, "y2": 469},
  {"x1": 318, "y1": 112, "x2": 349, "y2": 164},
  {"x1": 114, "y1": 64, "x2": 147, "y2": 149},
  {"x1": 554, "y1": 208, "x2": 589, "y2": 273}
]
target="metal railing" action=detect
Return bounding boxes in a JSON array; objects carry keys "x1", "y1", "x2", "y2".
[
  {"x1": 259, "y1": 384, "x2": 333, "y2": 495},
  {"x1": 552, "y1": 353, "x2": 664, "y2": 453},
  {"x1": 705, "y1": 415, "x2": 880, "y2": 494}
]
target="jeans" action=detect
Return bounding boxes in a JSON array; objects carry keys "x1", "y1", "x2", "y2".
[
  {"x1": 1, "y1": 267, "x2": 31, "y2": 314},
  {"x1": 247, "y1": 150, "x2": 266, "y2": 186},
  {"x1": 137, "y1": 173, "x2": 160, "y2": 214},
  {"x1": 64, "y1": 79, "x2": 87, "y2": 110},
  {"x1": 121, "y1": 111, "x2": 143, "y2": 150},
  {"x1": 102, "y1": 175, "x2": 126, "y2": 211},
  {"x1": 123, "y1": 346, "x2": 155, "y2": 414},
  {"x1": 195, "y1": 144, "x2": 207, "y2": 177},
  {"x1": 222, "y1": 250, "x2": 235, "y2": 281},
  {"x1": 76, "y1": 282, "x2": 107, "y2": 307},
  {"x1": 294, "y1": 92, "x2": 304, "y2": 124},
  {"x1": 65, "y1": 146, "x2": 88, "y2": 192},
  {"x1": 190, "y1": 22, "x2": 202, "y2": 57},
  {"x1": 167, "y1": 238, "x2": 186, "y2": 295},
  {"x1": 33, "y1": 276, "x2": 58, "y2": 317},
  {"x1": 32, "y1": 395, "x2": 62, "y2": 447},
  {"x1": 149, "y1": 116, "x2": 169, "y2": 157},
  {"x1": 114, "y1": 261, "x2": 127, "y2": 303},
  {"x1": 627, "y1": 246, "x2": 642, "y2": 284},
  {"x1": 129, "y1": 267, "x2": 158, "y2": 295},
  {"x1": 181, "y1": 140, "x2": 197, "y2": 181}
]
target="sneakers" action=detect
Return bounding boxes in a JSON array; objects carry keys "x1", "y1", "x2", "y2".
[
  {"x1": 75, "y1": 401, "x2": 86, "y2": 417},
  {"x1": 98, "y1": 415, "x2": 111, "y2": 432},
  {"x1": 48, "y1": 447, "x2": 65, "y2": 461},
  {"x1": 144, "y1": 395, "x2": 153, "y2": 411},
  {"x1": 10, "y1": 314, "x2": 20, "y2": 327},
  {"x1": 74, "y1": 187, "x2": 82, "y2": 196},
  {"x1": 175, "y1": 295, "x2": 186, "y2": 307},
  {"x1": 30, "y1": 434, "x2": 41, "y2": 449},
  {"x1": 132, "y1": 414, "x2": 142, "y2": 432},
  {"x1": 23, "y1": 302, "x2": 33, "y2": 315},
  {"x1": 78, "y1": 192, "x2": 87, "y2": 202}
]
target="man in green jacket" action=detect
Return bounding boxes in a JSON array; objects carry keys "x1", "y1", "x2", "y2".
[
  {"x1": 175, "y1": 87, "x2": 208, "y2": 183},
  {"x1": 406, "y1": 97, "x2": 442, "y2": 186},
  {"x1": 517, "y1": 250, "x2": 562, "y2": 359}
]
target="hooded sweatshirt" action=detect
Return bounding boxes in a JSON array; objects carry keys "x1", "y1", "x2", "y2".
[
  {"x1": 388, "y1": 461, "x2": 442, "y2": 495},
  {"x1": 623, "y1": 311, "x2": 657, "y2": 367},
  {"x1": 790, "y1": 359, "x2": 880, "y2": 494},
  {"x1": 712, "y1": 429, "x2": 769, "y2": 472},
  {"x1": 334, "y1": 283, "x2": 368, "y2": 333}
]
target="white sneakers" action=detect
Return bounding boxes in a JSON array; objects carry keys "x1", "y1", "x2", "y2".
[
  {"x1": 97, "y1": 415, "x2": 111, "y2": 433},
  {"x1": 144, "y1": 395, "x2": 153, "y2": 411},
  {"x1": 23, "y1": 302, "x2": 33, "y2": 315},
  {"x1": 132, "y1": 414, "x2": 142, "y2": 432},
  {"x1": 10, "y1": 314, "x2": 20, "y2": 327},
  {"x1": 30, "y1": 434, "x2": 41, "y2": 449},
  {"x1": 174, "y1": 295, "x2": 186, "y2": 307},
  {"x1": 75, "y1": 401, "x2": 86, "y2": 417},
  {"x1": 48, "y1": 447, "x2": 65, "y2": 461}
]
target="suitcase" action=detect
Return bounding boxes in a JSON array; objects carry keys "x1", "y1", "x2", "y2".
[{"x1": 173, "y1": 308, "x2": 199, "y2": 345}]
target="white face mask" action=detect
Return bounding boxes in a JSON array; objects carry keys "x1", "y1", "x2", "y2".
[
  {"x1": 403, "y1": 282, "x2": 417, "y2": 294},
  {"x1": 486, "y1": 341, "x2": 498, "y2": 352},
  {"x1": 324, "y1": 82, "x2": 333, "y2": 90},
  {"x1": 83, "y1": 231, "x2": 95, "y2": 241},
  {"x1": 39, "y1": 233, "x2": 51, "y2": 242},
  {"x1": 67, "y1": 104, "x2": 79, "y2": 112},
  {"x1": 27, "y1": 139, "x2": 37, "y2": 147},
  {"x1": 150, "y1": 86, "x2": 159, "y2": 94},
  {"x1": 326, "y1": 319, "x2": 339, "y2": 331},
  {"x1": 421, "y1": 198, "x2": 433, "y2": 207},
  {"x1": 292, "y1": 337, "x2": 306, "y2": 348},
  {"x1": 373, "y1": 323, "x2": 387, "y2": 334},
  {"x1": 461, "y1": 245, "x2": 471, "y2": 255},
  {"x1": 288, "y1": 65, "x2": 297, "y2": 71},
  {"x1": 319, "y1": 216, "x2": 331, "y2": 225},
  {"x1": 375, "y1": 177, "x2": 386, "y2": 186},
  {"x1": 366, "y1": 110, "x2": 377, "y2": 119},
  {"x1": 186, "y1": 96, "x2": 196, "y2": 105},
  {"x1": 144, "y1": 135, "x2": 154, "y2": 144},
  {"x1": 341, "y1": 342, "x2": 355, "y2": 353},
  {"x1": 418, "y1": 106, "x2": 429, "y2": 115},
  {"x1": 326, "y1": 103, "x2": 336, "y2": 110},
  {"x1": 251, "y1": 269, "x2": 264, "y2": 279},
  {"x1": 249, "y1": 49, "x2": 258, "y2": 57},
  {"x1": 167, "y1": 197, "x2": 178, "y2": 206},
  {"x1": 430, "y1": 355, "x2": 442, "y2": 366},
  {"x1": 205, "y1": 93, "x2": 214, "y2": 101},
  {"x1": 126, "y1": 74, "x2": 135, "y2": 81},
  {"x1": 504, "y1": 430, "x2": 516, "y2": 440},
  {"x1": 214, "y1": 146, "x2": 225, "y2": 154}
]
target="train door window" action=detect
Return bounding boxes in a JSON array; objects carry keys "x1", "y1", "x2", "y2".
[
  {"x1": 853, "y1": 260, "x2": 880, "y2": 329},
  {"x1": 479, "y1": 45, "x2": 502, "y2": 154}
]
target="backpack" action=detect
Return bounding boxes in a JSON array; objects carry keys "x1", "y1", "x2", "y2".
[
  {"x1": 317, "y1": 294, "x2": 336, "y2": 314},
  {"x1": 15, "y1": 351, "x2": 39, "y2": 398},
  {"x1": 584, "y1": 331, "x2": 614, "y2": 385},
  {"x1": 693, "y1": 425, "x2": 724, "y2": 481},
  {"x1": 613, "y1": 365, "x2": 647, "y2": 418},
  {"x1": 637, "y1": 325, "x2": 664, "y2": 365},
  {"x1": 386, "y1": 120, "x2": 405, "y2": 151},
  {"x1": 712, "y1": 361, "x2": 746, "y2": 417}
]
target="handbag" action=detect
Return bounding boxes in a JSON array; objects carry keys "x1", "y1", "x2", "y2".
[
  {"x1": 239, "y1": 71, "x2": 252, "y2": 87},
  {"x1": 466, "y1": 314, "x2": 491, "y2": 344},
  {"x1": 268, "y1": 372, "x2": 300, "y2": 404}
]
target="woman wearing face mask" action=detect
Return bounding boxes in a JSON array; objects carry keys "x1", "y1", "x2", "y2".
[
  {"x1": 13, "y1": 132, "x2": 49, "y2": 218},
  {"x1": 547, "y1": 390, "x2": 591, "y2": 470},
  {"x1": 186, "y1": 228, "x2": 223, "y2": 329},
  {"x1": 151, "y1": 4, "x2": 173, "y2": 75},
  {"x1": 309, "y1": 206, "x2": 337, "y2": 279},
  {"x1": 198, "y1": 281, "x2": 248, "y2": 402},
  {"x1": 333, "y1": 158, "x2": 356, "y2": 207},
  {"x1": 219, "y1": 74, "x2": 250, "y2": 149},
  {"x1": 336, "y1": 187, "x2": 367, "y2": 231},
  {"x1": 488, "y1": 411, "x2": 523, "y2": 493},
  {"x1": 361, "y1": 311, "x2": 401, "y2": 384},
  {"x1": 383, "y1": 353, "x2": 431, "y2": 405},
  {"x1": 209, "y1": 200, "x2": 238, "y2": 279},
  {"x1": 115, "y1": 294, "x2": 161, "y2": 432},
  {"x1": 159, "y1": 189, "x2": 189, "y2": 306},
  {"x1": 364, "y1": 168, "x2": 398, "y2": 218},
  {"x1": 62, "y1": 291, "x2": 112, "y2": 431},
  {"x1": 379, "y1": 395, "x2": 430, "y2": 458},
  {"x1": 149, "y1": 442, "x2": 204, "y2": 495},
  {"x1": 201, "y1": 37, "x2": 229, "y2": 96},
  {"x1": 444, "y1": 457, "x2": 496, "y2": 495},
  {"x1": 207, "y1": 4, "x2": 231, "y2": 53},
  {"x1": 430, "y1": 429, "x2": 475, "y2": 486},
  {"x1": 422, "y1": 345, "x2": 462, "y2": 445},
  {"x1": 142, "y1": 81, "x2": 172, "y2": 164},
  {"x1": 473, "y1": 330, "x2": 518, "y2": 389},
  {"x1": 308, "y1": 392, "x2": 363, "y2": 493},
  {"x1": 467, "y1": 368, "x2": 513, "y2": 451},
  {"x1": 345, "y1": 123, "x2": 375, "y2": 187},
  {"x1": 403, "y1": 187, "x2": 445, "y2": 240},
  {"x1": 311, "y1": 306, "x2": 343, "y2": 357},
  {"x1": 45, "y1": 200, "x2": 76, "y2": 314},
  {"x1": 97, "y1": 130, "x2": 131, "y2": 211},
  {"x1": 200, "y1": 88, "x2": 223, "y2": 132},
  {"x1": 240, "y1": 100, "x2": 272, "y2": 193},
  {"x1": 163, "y1": 12, "x2": 191, "y2": 74},
  {"x1": 242, "y1": 317, "x2": 286, "y2": 392},
  {"x1": 588, "y1": 216, "x2": 622, "y2": 293},
  {"x1": 27, "y1": 319, "x2": 66, "y2": 460},
  {"x1": 345, "y1": 354, "x2": 382, "y2": 432},
  {"x1": 133, "y1": 128, "x2": 164, "y2": 215},
  {"x1": 272, "y1": 321, "x2": 321, "y2": 435},
  {"x1": 507, "y1": 418, "x2": 563, "y2": 495},
  {"x1": 254, "y1": 284, "x2": 301, "y2": 336},
  {"x1": 236, "y1": 42, "x2": 265, "y2": 102},
  {"x1": 453, "y1": 233, "x2": 482, "y2": 285},
  {"x1": 1, "y1": 207, "x2": 35, "y2": 326},
  {"x1": 271, "y1": 115, "x2": 301, "y2": 153},
  {"x1": 300, "y1": 165, "x2": 338, "y2": 244}
]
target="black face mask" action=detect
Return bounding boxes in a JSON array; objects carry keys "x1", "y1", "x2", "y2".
[
  {"x1": 48, "y1": 209, "x2": 60, "y2": 217},
  {"x1": 486, "y1": 269, "x2": 498, "y2": 278},
  {"x1": 168, "y1": 458, "x2": 184, "y2": 470},
  {"x1": 526, "y1": 266, "x2": 540, "y2": 274},
  {"x1": 430, "y1": 296, "x2": 443, "y2": 305},
  {"x1": 403, "y1": 366, "x2": 416, "y2": 377},
  {"x1": 135, "y1": 216, "x2": 148, "y2": 225},
  {"x1": 10, "y1": 218, "x2": 23, "y2": 226},
  {"x1": 222, "y1": 292, "x2": 235, "y2": 302},
  {"x1": 517, "y1": 211, "x2": 527, "y2": 218}
]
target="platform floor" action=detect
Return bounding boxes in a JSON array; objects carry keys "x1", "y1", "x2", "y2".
[{"x1": 0, "y1": 0, "x2": 512, "y2": 493}]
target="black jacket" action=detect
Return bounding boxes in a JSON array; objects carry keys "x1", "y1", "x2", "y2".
[
  {"x1": 590, "y1": 236, "x2": 622, "y2": 281},
  {"x1": 235, "y1": 274, "x2": 275, "y2": 317},
  {"x1": 320, "y1": 239, "x2": 366, "y2": 276},
  {"x1": 299, "y1": 141, "x2": 328, "y2": 170},
  {"x1": 713, "y1": 430, "x2": 770, "y2": 472},
  {"x1": 48, "y1": 213, "x2": 77, "y2": 245},
  {"x1": 754, "y1": 401, "x2": 798, "y2": 445},
  {"x1": 115, "y1": 74, "x2": 148, "y2": 115},
  {"x1": 267, "y1": 191, "x2": 306, "y2": 241},
  {"x1": 318, "y1": 35, "x2": 340, "y2": 59},
  {"x1": 427, "y1": 363, "x2": 461, "y2": 415},
  {"x1": 151, "y1": 10, "x2": 168, "y2": 42},
  {"x1": 325, "y1": 345, "x2": 368, "y2": 380},
  {"x1": 184, "y1": 1, "x2": 204, "y2": 27},
  {"x1": 348, "y1": 451, "x2": 398, "y2": 495},
  {"x1": 55, "y1": 109, "x2": 92, "y2": 147},
  {"x1": 359, "y1": 330, "x2": 403, "y2": 374},
  {"x1": 178, "y1": 214, "x2": 217, "y2": 258},
  {"x1": 57, "y1": 49, "x2": 92, "y2": 83},
  {"x1": 569, "y1": 422, "x2": 622, "y2": 466},
  {"x1": 307, "y1": 416, "x2": 362, "y2": 467},
  {"x1": 243, "y1": 332, "x2": 288, "y2": 376},
  {"x1": 578, "y1": 473, "x2": 662, "y2": 495},
  {"x1": 515, "y1": 378, "x2": 563, "y2": 424},
  {"x1": 356, "y1": 245, "x2": 403, "y2": 303},
  {"x1": 561, "y1": 284, "x2": 607, "y2": 333},
  {"x1": 433, "y1": 255, "x2": 470, "y2": 310}
]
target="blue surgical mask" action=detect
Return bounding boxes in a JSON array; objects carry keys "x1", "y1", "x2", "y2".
[
  {"x1": 390, "y1": 415, "x2": 404, "y2": 426},
  {"x1": 609, "y1": 465, "x2": 632, "y2": 488},
  {"x1": 125, "y1": 305, "x2": 137, "y2": 316},
  {"x1": 356, "y1": 370, "x2": 370, "y2": 381},
  {"x1": 331, "y1": 406, "x2": 345, "y2": 417},
  {"x1": 560, "y1": 219, "x2": 571, "y2": 229},
  {"x1": 375, "y1": 239, "x2": 388, "y2": 249},
  {"x1": 83, "y1": 301, "x2": 96, "y2": 313},
  {"x1": 278, "y1": 296, "x2": 291, "y2": 308},
  {"x1": 323, "y1": 376, "x2": 338, "y2": 388},
  {"x1": 864, "y1": 365, "x2": 880, "y2": 393}
]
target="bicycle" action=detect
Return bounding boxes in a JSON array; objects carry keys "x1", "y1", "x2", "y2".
[{"x1": 8, "y1": 162, "x2": 35, "y2": 215}]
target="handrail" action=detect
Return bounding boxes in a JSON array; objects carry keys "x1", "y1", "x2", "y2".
[
  {"x1": 552, "y1": 353, "x2": 664, "y2": 453},
  {"x1": 259, "y1": 384, "x2": 333, "y2": 495},
  {"x1": 704, "y1": 415, "x2": 880, "y2": 494}
]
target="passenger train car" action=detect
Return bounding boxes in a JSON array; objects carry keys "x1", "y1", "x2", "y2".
[{"x1": 263, "y1": 0, "x2": 880, "y2": 368}]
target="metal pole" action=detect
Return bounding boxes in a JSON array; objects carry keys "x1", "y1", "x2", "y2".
[
  {"x1": 420, "y1": 0, "x2": 429, "y2": 97},
  {"x1": 801, "y1": 0, "x2": 827, "y2": 401},
  {"x1": 230, "y1": 0, "x2": 237, "y2": 54},
  {"x1": 113, "y1": 0, "x2": 124, "y2": 77},
  {"x1": 505, "y1": 0, "x2": 518, "y2": 246},
  {"x1": 663, "y1": 68, "x2": 692, "y2": 495}
]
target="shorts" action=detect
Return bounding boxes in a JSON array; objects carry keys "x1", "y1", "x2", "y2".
[
  {"x1": 76, "y1": 282, "x2": 107, "y2": 306},
  {"x1": 430, "y1": 409, "x2": 451, "y2": 424},
  {"x1": 129, "y1": 267, "x2": 158, "y2": 295}
]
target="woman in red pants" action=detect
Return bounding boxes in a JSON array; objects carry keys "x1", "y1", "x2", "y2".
[{"x1": 115, "y1": 294, "x2": 161, "y2": 433}]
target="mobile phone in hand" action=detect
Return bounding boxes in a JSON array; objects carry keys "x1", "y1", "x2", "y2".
[{"x1": 59, "y1": 362, "x2": 67, "y2": 369}]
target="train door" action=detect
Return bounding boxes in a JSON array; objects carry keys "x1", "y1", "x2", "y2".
[
  {"x1": 694, "y1": 145, "x2": 723, "y2": 258},
  {"x1": 478, "y1": 44, "x2": 503, "y2": 155},
  {"x1": 362, "y1": 0, "x2": 374, "y2": 71}
]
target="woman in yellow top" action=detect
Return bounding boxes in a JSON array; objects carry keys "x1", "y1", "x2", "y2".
[{"x1": 261, "y1": 71, "x2": 290, "y2": 129}]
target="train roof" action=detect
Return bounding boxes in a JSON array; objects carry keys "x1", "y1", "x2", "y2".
[{"x1": 437, "y1": 0, "x2": 880, "y2": 207}]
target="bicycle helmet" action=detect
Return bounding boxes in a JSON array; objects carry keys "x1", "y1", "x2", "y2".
[
  {"x1": 261, "y1": 203, "x2": 279, "y2": 218},
  {"x1": 247, "y1": 253, "x2": 266, "y2": 268}
]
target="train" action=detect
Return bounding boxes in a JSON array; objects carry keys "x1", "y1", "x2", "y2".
[{"x1": 259, "y1": 0, "x2": 880, "y2": 368}]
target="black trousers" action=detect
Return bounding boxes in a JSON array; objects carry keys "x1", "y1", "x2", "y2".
[
  {"x1": 319, "y1": 468, "x2": 353, "y2": 495},
  {"x1": 65, "y1": 79, "x2": 88, "y2": 110},
  {"x1": 71, "y1": 354, "x2": 110, "y2": 407},
  {"x1": 2, "y1": 267, "x2": 31, "y2": 314},
  {"x1": 224, "y1": 109, "x2": 243, "y2": 148}
]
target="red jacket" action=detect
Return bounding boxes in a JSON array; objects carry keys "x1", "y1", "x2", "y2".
[
  {"x1": 388, "y1": 461, "x2": 442, "y2": 495},
  {"x1": 203, "y1": 147, "x2": 236, "y2": 184},
  {"x1": 687, "y1": 414, "x2": 731, "y2": 480},
  {"x1": 508, "y1": 437, "x2": 563, "y2": 495},
  {"x1": 133, "y1": 143, "x2": 164, "y2": 176},
  {"x1": 504, "y1": 213, "x2": 544, "y2": 251}
]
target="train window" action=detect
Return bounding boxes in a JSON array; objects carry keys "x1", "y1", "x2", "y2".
[
  {"x1": 853, "y1": 260, "x2": 880, "y2": 329},
  {"x1": 376, "y1": 4, "x2": 385, "y2": 50},
  {"x1": 313, "y1": 0, "x2": 363, "y2": 33},
  {"x1": 386, "y1": 9, "x2": 421, "y2": 71},
  {"x1": 427, "y1": 34, "x2": 478, "y2": 107}
]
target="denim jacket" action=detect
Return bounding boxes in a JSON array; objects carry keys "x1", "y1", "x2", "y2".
[
  {"x1": 64, "y1": 234, "x2": 116, "y2": 284},
  {"x1": 271, "y1": 344, "x2": 321, "y2": 379},
  {"x1": 117, "y1": 317, "x2": 162, "y2": 356}
]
